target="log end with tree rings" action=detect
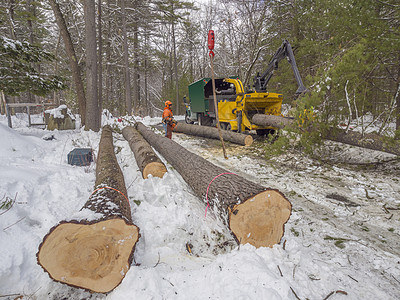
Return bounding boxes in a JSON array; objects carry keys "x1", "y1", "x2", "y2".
[
  {"x1": 37, "y1": 218, "x2": 139, "y2": 293},
  {"x1": 142, "y1": 161, "x2": 167, "y2": 179},
  {"x1": 244, "y1": 135, "x2": 253, "y2": 146},
  {"x1": 229, "y1": 190, "x2": 291, "y2": 248}
]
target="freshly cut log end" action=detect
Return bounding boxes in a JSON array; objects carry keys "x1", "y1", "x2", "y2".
[
  {"x1": 229, "y1": 190, "x2": 291, "y2": 248},
  {"x1": 143, "y1": 161, "x2": 167, "y2": 179},
  {"x1": 37, "y1": 218, "x2": 139, "y2": 293},
  {"x1": 122, "y1": 126, "x2": 167, "y2": 179},
  {"x1": 244, "y1": 135, "x2": 253, "y2": 146}
]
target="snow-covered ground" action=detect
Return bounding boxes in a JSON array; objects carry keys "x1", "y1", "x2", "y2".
[{"x1": 0, "y1": 113, "x2": 399, "y2": 300}]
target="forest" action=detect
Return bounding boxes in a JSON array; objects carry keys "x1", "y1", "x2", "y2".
[{"x1": 1, "y1": 0, "x2": 399, "y2": 136}]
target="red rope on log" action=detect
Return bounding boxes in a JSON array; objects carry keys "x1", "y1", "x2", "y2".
[{"x1": 205, "y1": 172, "x2": 238, "y2": 217}]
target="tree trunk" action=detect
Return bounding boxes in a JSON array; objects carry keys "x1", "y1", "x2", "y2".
[
  {"x1": 122, "y1": 126, "x2": 167, "y2": 178},
  {"x1": 49, "y1": 0, "x2": 86, "y2": 126},
  {"x1": 172, "y1": 19, "x2": 180, "y2": 115},
  {"x1": 84, "y1": 0, "x2": 100, "y2": 131},
  {"x1": 135, "y1": 122, "x2": 291, "y2": 248},
  {"x1": 174, "y1": 122, "x2": 253, "y2": 146},
  {"x1": 132, "y1": 1, "x2": 140, "y2": 114},
  {"x1": 97, "y1": 0, "x2": 103, "y2": 115},
  {"x1": 121, "y1": 0, "x2": 132, "y2": 115},
  {"x1": 37, "y1": 125, "x2": 139, "y2": 293},
  {"x1": 252, "y1": 114, "x2": 400, "y2": 156}
]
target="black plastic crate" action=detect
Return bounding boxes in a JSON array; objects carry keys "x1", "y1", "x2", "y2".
[{"x1": 67, "y1": 148, "x2": 93, "y2": 166}]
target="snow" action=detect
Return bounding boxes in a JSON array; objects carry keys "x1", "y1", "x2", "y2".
[
  {"x1": 44, "y1": 104, "x2": 75, "y2": 120},
  {"x1": 0, "y1": 113, "x2": 399, "y2": 299}
]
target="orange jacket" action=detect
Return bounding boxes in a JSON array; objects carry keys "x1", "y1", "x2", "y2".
[{"x1": 162, "y1": 107, "x2": 174, "y2": 124}]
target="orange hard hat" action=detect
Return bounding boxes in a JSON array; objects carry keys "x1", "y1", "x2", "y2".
[{"x1": 165, "y1": 100, "x2": 172, "y2": 107}]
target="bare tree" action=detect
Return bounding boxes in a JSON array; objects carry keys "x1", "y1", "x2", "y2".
[
  {"x1": 84, "y1": 0, "x2": 100, "y2": 131},
  {"x1": 49, "y1": 0, "x2": 87, "y2": 126}
]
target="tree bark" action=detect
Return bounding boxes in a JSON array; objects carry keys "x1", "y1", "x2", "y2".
[
  {"x1": 174, "y1": 122, "x2": 253, "y2": 146},
  {"x1": 122, "y1": 126, "x2": 167, "y2": 178},
  {"x1": 132, "y1": 0, "x2": 140, "y2": 114},
  {"x1": 37, "y1": 125, "x2": 139, "y2": 293},
  {"x1": 252, "y1": 114, "x2": 294, "y2": 129},
  {"x1": 252, "y1": 114, "x2": 400, "y2": 156},
  {"x1": 121, "y1": 0, "x2": 132, "y2": 115},
  {"x1": 97, "y1": 0, "x2": 103, "y2": 115},
  {"x1": 49, "y1": 0, "x2": 86, "y2": 126},
  {"x1": 84, "y1": 0, "x2": 100, "y2": 131},
  {"x1": 135, "y1": 122, "x2": 291, "y2": 248}
]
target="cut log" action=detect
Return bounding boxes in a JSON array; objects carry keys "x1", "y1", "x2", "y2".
[
  {"x1": 173, "y1": 122, "x2": 253, "y2": 146},
  {"x1": 37, "y1": 125, "x2": 139, "y2": 293},
  {"x1": 122, "y1": 125, "x2": 167, "y2": 178},
  {"x1": 252, "y1": 114, "x2": 294, "y2": 129},
  {"x1": 252, "y1": 113, "x2": 400, "y2": 156},
  {"x1": 135, "y1": 122, "x2": 291, "y2": 248}
]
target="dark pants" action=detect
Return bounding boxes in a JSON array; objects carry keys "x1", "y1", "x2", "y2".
[{"x1": 166, "y1": 124, "x2": 173, "y2": 139}]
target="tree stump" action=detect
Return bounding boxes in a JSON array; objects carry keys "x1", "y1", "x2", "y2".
[
  {"x1": 135, "y1": 122, "x2": 291, "y2": 248},
  {"x1": 37, "y1": 125, "x2": 140, "y2": 293},
  {"x1": 122, "y1": 125, "x2": 167, "y2": 178},
  {"x1": 173, "y1": 122, "x2": 253, "y2": 146}
]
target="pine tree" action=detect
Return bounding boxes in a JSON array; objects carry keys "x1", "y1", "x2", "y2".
[{"x1": 0, "y1": 36, "x2": 66, "y2": 96}]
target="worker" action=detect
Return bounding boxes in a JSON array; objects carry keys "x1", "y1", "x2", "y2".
[{"x1": 162, "y1": 100, "x2": 177, "y2": 139}]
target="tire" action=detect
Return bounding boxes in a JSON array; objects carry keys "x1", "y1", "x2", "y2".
[
  {"x1": 185, "y1": 112, "x2": 194, "y2": 124},
  {"x1": 256, "y1": 129, "x2": 269, "y2": 136},
  {"x1": 220, "y1": 122, "x2": 228, "y2": 130},
  {"x1": 256, "y1": 129, "x2": 277, "y2": 137}
]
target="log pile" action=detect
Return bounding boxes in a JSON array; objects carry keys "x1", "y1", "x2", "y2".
[
  {"x1": 174, "y1": 122, "x2": 253, "y2": 146},
  {"x1": 135, "y1": 122, "x2": 291, "y2": 248},
  {"x1": 37, "y1": 125, "x2": 139, "y2": 293},
  {"x1": 122, "y1": 125, "x2": 167, "y2": 178}
]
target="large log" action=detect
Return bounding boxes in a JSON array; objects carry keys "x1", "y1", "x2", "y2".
[
  {"x1": 173, "y1": 122, "x2": 253, "y2": 146},
  {"x1": 122, "y1": 125, "x2": 167, "y2": 178},
  {"x1": 135, "y1": 122, "x2": 291, "y2": 248},
  {"x1": 252, "y1": 114, "x2": 400, "y2": 156},
  {"x1": 37, "y1": 125, "x2": 140, "y2": 293},
  {"x1": 252, "y1": 114, "x2": 294, "y2": 129}
]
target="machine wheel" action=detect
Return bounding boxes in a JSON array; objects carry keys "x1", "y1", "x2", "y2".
[
  {"x1": 185, "y1": 112, "x2": 194, "y2": 124},
  {"x1": 256, "y1": 129, "x2": 277, "y2": 137},
  {"x1": 220, "y1": 122, "x2": 228, "y2": 130}
]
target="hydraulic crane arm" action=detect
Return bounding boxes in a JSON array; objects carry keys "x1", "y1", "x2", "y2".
[{"x1": 253, "y1": 40, "x2": 306, "y2": 95}]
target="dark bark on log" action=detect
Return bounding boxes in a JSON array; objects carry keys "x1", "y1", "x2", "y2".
[
  {"x1": 122, "y1": 126, "x2": 167, "y2": 178},
  {"x1": 174, "y1": 122, "x2": 253, "y2": 146},
  {"x1": 252, "y1": 114, "x2": 400, "y2": 156},
  {"x1": 252, "y1": 114, "x2": 294, "y2": 129},
  {"x1": 37, "y1": 125, "x2": 139, "y2": 293},
  {"x1": 135, "y1": 122, "x2": 291, "y2": 248},
  {"x1": 326, "y1": 129, "x2": 400, "y2": 156}
]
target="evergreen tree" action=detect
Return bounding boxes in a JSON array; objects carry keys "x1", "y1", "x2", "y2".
[{"x1": 0, "y1": 36, "x2": 65, "y2": 96}]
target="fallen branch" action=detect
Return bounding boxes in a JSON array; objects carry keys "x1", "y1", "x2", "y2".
[
  {"x1": 323, "y1": 290, "x2": 348, "y2": 300},
  {"x1": 252, "y1": 114, "x2": 400, "y2": 156}
]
